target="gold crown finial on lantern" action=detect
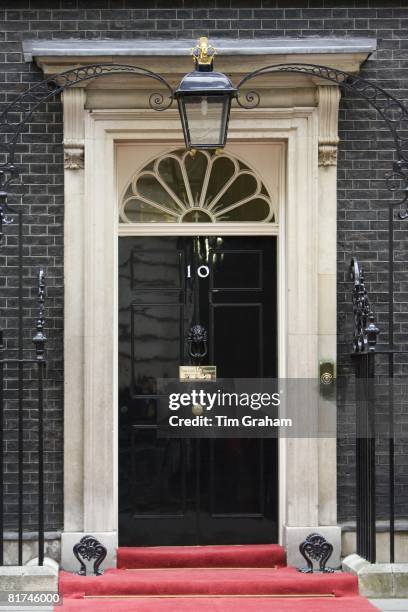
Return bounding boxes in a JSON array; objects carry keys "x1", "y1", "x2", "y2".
[{"x1": 191, "y1": 37, "x2": 216, "y2": 66}]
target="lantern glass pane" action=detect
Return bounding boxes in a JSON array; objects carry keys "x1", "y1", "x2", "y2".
[{"x1": 183, "y1": 95, "x2": 229, "y2": 147}]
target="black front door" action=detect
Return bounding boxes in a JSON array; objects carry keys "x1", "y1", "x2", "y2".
[{"x1": 118, "y1": 236, "x2": 278, "y2": 546}]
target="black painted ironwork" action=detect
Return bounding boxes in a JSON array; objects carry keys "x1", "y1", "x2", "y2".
[
  {"x1": 349, "y1": 256, "x2": 404, "y2": 564},
  {"x1": 73, "y1": 535, "x2": 107, "y2": 576},
  {"x1": 34, "y1": 271, "x2": 46, "y2": 566},
  {"x1": 350, "y1": 257, "x2": 375, "y2": 564},
  {"x1": 351, "y1": 346, "x2": 376, "y2": 559},
  {"x1": 350, "y1": 258, "x2": 379, "y2": 354},
  {"x1": 0, "y1": 63, "x2": 173, "y2": 161},
  {"x1": 298, "y1": 533, "x2": 335, "y2": 573},
  {"x1": 0, "y1": 267, "x2": 47, "y2": 564},
  {"x1": 33, "y1": 270, "x2": 47, "y2": 362},
  {"x1": 236, "y1": 62, "x2": 408, "y2": 218},
  {"x1": 350, "y1": 257, "x2": 378, "y2": 563},
  {"x1": 0, "y1": 56, "x2": 406, "y2": 567},
  {"x1": 354, "y1": 356, "x2": 376, "y2": 564}
]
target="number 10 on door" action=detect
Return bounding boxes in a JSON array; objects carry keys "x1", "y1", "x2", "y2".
[{"x1": 187, "y1": 265, "x2": 210, "y2": 279}]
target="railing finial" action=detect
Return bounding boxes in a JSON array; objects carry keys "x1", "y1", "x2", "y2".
[
  {"x1": 350, "y1": 257, "x2": 379, "y2": 352},
  {"x1": 32, "y1": 269, "x2": 47, "y2": 361}
]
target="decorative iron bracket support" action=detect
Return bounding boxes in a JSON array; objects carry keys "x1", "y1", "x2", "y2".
[
  {"x1": 0, "y1": 64, "x2": 175, "y2": 233},
  {"x1": 235, "y1": 62, "x2": 408, "y2": 219},
  {"x1": 73, "y1": 535, "x2": 107, "y2": 576},
  {"x1": 298, "y1": 533, "x2": 335, "y2": 573}
]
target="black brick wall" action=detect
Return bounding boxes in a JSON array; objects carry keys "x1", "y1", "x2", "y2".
[{"x1": 1, "y1": 0, "x2": 408, "y2": 532}]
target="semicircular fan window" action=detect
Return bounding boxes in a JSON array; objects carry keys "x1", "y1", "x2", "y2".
[{"x1": 119, "y1": 149, "x2": 276, "y2": 224}]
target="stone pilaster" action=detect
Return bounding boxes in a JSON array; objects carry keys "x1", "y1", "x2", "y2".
[
  {"x1": 61, "y1": 88, "x2": 87, "y2": 533},
  {"x1": 316, "y1": 84, "x2": 341, "y2": 528}
]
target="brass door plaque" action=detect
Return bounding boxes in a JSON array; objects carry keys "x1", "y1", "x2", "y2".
[{"x1": 179, "y1": 365, "x2": 217, "y2": 381}]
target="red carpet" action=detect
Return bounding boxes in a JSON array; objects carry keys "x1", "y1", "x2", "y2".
[
  {"x1": 57, "y1": 545, "x2": 377, "y2": 611},
  {"x1": 117, "y1": 543, "x2": 287, "y2": 568},
  {"x1": 59, "y1": 566, "x2": 359, "y2": 597},
  {"x1": 57, "y1": 596, "x2": 377, "y2": 611}
]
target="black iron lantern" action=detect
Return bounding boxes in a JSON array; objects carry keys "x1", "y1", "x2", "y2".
[{"x1": 175, "y1": 38, "x2": 237, "y2": 150}]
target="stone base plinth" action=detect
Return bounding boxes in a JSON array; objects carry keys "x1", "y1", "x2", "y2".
[
  {"x1": 60, "y1": 531, "x2": 117, "y2": 573},
  {"x1": 283, "y1": 525, "x2": 342, "y2": 569},
  {"x1": 0, "y1": 563, "x2": 58, "y2": 592},
  {"x1": 343, "y1": 553, "x2": 408, "y2": 598}
]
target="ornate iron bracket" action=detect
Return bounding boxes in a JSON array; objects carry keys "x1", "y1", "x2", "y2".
[
  {"x1": 0, "y1": 63, "x2": 173, "y2": 162},
  {"x1": 187, "y1": 324, "x2": 208, "y2": 362},
  {"x1": 0, "y1": 64, "x2": 174, "y2": 212},
  {"x1": 32, "y1": 270, "x2": 47, "y2": 361},
  {"x1": 0, "y1": 61, "x2": 407, "y2": 223},
  {"x1": 298, "y1": 533, "x2": 335, "y2": 573},
  {"x1": 235, "y1": 62, "x2": 408, "y2": 219},
  {"x1": 73, "y1": 535, "x2": 107, "y2": 576},
  {"x1": 350, "y1": 257, "x2": 379, "y2": 353}
]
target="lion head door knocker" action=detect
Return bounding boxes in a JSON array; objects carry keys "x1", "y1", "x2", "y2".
[
  {"x1": 73, "y1": 535, "x2": 107, "y2": 576},
  {"x1": 298, "y1": 533, "x2": 335, "y2": 573},
  {"x1": 187, "y1": 324, "x2": 208, "y2": 364}
]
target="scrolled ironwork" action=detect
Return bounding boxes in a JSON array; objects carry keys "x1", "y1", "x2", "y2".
[
  {"x1": 350, "y1": 257, "x2": 379, "y2": 353},
  {"x1": 32, "y1": 269, "x2": 47, "y2": 361},
  {"x1": 0, "y1": 60, "x2": 408, "y2": 218},
  {"x1": 298, "y1": 532, "x2": 335, "y2": 573},
  {"x1": 0, "y1": 63, "x2": 174, "y2": 164},
  {"x1": 73, "y1": 535, "x2": 107, "y2": 576},
  {"x1": 148, "y1": 91, "x2": 173, "y2": 111},
  {"x1": 235, "y1": 63, "x2": 408, "y2": 218},
  {"x1": 386, "y1": 159, "x2": 408, "y2": 219},
  {"x1": 236, "y1": 89, "x2": 260, "y2": 109}
]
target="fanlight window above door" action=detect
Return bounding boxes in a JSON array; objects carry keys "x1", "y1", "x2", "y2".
[{"x1": 119, "y1": 149, "x2": 277, "y2": 224}]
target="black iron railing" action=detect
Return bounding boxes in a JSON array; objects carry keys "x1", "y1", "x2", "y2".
[
  {"x1": 0, "y1": 267, "x2": 46, "y2": 566},
  {"x1": 350, "y1": 257, "x2": 378, "y2": 563},
  {"x1": 350, "y1": 257, "x2": 406, "y2": 564}
]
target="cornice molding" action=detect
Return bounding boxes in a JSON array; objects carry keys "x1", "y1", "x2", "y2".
[
  {"x1": 23, "y1": 37, "x2": 377, "y2": 63},
  {"x1": 26, "y1": 38, "x2": 374, "y2": 82}
]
